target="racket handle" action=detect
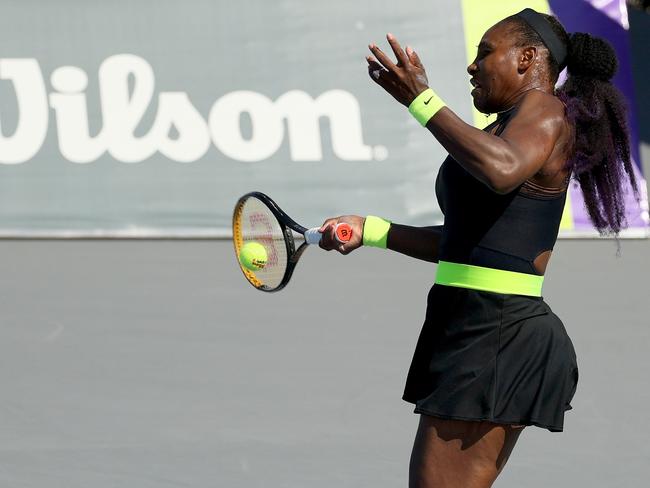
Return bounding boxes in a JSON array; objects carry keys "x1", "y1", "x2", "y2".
[{"x1": 304, "y1": 223, "x2": 353, "y2": 245}]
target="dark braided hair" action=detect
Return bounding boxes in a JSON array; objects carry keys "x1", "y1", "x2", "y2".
[{"x1": 504, "y1": 13, "x2": 641, "y2": 238}]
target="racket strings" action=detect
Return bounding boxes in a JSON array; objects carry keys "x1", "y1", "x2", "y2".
[{"x1": 235, "y1": 197, "x2": 288, "y2": 290}]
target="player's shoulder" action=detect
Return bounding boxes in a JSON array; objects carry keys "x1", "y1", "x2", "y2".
[
  {"x1": 517, "y1": 89, "x2": 565, "y2": 118},
  {"x1": 515, "y1": 89, "x2": 566, "y2": 129}
]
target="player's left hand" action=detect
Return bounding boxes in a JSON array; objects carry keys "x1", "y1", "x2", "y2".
[{"x1": 367, "y1": 33, "x2": 430, "y2": 107}]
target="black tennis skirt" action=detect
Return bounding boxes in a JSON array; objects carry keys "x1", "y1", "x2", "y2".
[{"x1": 402, "y1": 283, "x2": 578, "y2": 432}]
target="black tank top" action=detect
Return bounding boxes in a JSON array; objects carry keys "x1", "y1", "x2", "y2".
[{"x1": 435, "y1": 109, "x2": 569, "y2": 276}]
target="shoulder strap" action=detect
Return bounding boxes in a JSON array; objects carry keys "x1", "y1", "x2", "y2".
[{"x1": 482, "y1": 108, "x2": 516, "y2": 136}]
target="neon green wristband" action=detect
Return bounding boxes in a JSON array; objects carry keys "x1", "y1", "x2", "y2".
[
  {"x1": 408, "y1": 88, "x2": 446, "y2": 126},
  {"x1": 362, "y1": 216, "x2": 392, "y2": 249}
]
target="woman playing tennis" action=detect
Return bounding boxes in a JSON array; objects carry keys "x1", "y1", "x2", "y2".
[{"x1": 319, "y1": 8, "x2": 639, "y2": 488}]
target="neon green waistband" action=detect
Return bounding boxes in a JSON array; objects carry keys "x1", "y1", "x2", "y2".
[{"x1": 435, "y1": 260, "x2": 543, "y2": 297}]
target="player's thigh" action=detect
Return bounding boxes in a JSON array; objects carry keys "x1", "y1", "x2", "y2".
[{"x1": 409, "y1": 414, "x2": 524, "y2": 488}]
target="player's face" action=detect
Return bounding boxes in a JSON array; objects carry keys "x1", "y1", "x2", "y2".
[{"x1": 467, "y1": 22, "x2": 521, "y2": 114}]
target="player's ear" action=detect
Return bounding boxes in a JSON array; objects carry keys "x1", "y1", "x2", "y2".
[{"x1": 518, "y1": 46, "x2": 536, "y2": 72}]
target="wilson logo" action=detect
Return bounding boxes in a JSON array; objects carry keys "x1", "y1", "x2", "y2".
[{"x1": 0, "y1": 55, "x2": 382, "y2": 164}]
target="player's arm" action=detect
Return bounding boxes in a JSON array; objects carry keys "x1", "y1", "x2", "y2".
[
  {"x1": 387, "y1": 224, "x2": 442, "y2": 263},
  {"x1": 424, "y1": 91, "x2": 564, "y2": 194},
  {"x1": 367, "y1": 35, "x2": 563, "y2": 194},
  {"x1": 319, "y1": 216, "x2": 442, "y2": 263}
]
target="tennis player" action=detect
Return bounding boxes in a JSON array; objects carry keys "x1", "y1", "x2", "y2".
[{"x1": 319, "y1": 8, "x2": 640, "y2": 488}]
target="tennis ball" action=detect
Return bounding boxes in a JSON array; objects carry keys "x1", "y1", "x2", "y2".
[{"x1": 239, "y1": 242, "x2": 268, "y2": 271}]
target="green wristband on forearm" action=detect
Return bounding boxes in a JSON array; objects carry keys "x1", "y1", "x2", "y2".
[
  {"x1": 408, "y1": 88, "x2": 446, "y2": 127},
  {"x1": 363, "y1": 216, "x2": 392, "y2": 249}
]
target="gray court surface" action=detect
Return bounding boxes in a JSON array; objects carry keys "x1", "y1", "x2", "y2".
[{"x1": 0, "y1": 239, "x2": 648, "y2": 487}]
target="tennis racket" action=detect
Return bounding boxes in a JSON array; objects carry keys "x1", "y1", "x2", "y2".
[{"x1": 232, "y1": 191, "x2": 352, "y2": 292}]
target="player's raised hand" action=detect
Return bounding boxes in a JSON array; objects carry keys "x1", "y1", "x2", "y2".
[
  {"x1": 318, "y1": 215, "x2": 365, "y2": 254},
  {"x1": 367, "y1": 33, "x2": 430, "y2": 106}
]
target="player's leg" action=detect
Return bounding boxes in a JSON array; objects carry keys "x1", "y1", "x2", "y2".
[{"x1": 409, "y1": 414, "x2": 525, "y2": 488}]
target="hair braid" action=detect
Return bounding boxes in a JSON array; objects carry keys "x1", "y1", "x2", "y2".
[{"x1": 505, "y1": 13, "x2": 641, "y2": 237}]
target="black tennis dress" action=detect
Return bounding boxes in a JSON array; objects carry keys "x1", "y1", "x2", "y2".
[{"x1": 402, "y1": 110, "x2": 579, "y2": 432}]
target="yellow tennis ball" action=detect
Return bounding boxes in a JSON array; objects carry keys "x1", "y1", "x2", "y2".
[{"x1": 239, "y1": 242, "x2": 268, "y2": 271}]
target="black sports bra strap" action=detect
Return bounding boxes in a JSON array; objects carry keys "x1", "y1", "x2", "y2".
[{"x1": 483, "y1": 108, "x2": 516, "y2": 136}]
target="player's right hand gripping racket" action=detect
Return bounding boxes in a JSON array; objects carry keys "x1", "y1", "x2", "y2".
[{"x1": 232, "y1": 191, "x2": 352, "y2": 292}]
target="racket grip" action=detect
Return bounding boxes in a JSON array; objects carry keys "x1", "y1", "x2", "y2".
[{"x1": 304, "y1": 223, "x2": 353, "y2": 245}]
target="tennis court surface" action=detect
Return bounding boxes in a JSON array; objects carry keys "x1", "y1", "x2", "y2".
[{"x1": 0, "y1": 239, "x2": 647, "y2": 487}]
